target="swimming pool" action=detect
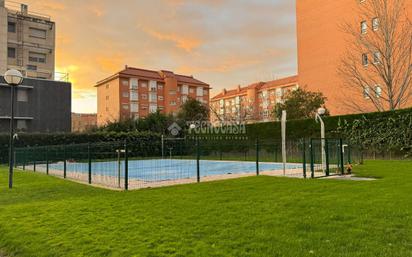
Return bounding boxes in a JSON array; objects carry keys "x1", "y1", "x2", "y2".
[{"x1": 39, "y1": 159, "x2": 302, "y2": 182}]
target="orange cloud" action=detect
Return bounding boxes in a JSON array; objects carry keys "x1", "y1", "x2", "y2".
[{"x1": 142, "y1": 27, "x2": 202, "y2": 52}]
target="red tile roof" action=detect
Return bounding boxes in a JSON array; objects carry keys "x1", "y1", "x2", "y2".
[
  {"x1": 211, "y1": 75, "x2": 298, "y2": 101},
  {"x1": 96, "y1": 66, "x2": 209, "y2": 87}
]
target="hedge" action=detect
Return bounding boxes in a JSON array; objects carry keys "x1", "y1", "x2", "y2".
[
  {"x1": 200, "y1": 108, "x2": 412, "y2": 157},
  {"x1": 0, "y1": 131, "x2": 161, "y2": 164}
]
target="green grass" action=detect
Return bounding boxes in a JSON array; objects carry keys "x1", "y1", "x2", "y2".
[{"x1": 0, "y1": 161, "x2": 411, "y2": 257}]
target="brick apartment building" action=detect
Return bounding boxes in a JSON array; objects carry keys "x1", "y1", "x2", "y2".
[
  {"x1": 297, "y1": 0, "x2": 412, "y2": 115},
  {"x1": 71, "y1": 113, "x2": 97, "y2": 132},
  {"x1": 210, "y1": 76, "x2": 298, "y2": 124},
  {"x1": 96, "y1": 66, "x2": 210, "y2": 126}
]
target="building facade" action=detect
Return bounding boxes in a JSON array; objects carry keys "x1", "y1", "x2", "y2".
[
  {"x1": 296, "y1": 0, "x2": 412, "y2": 115},
  {"x1": 0, "y1": 0, "x2": 55, "y2": 80},
  {"x1": 71, "y1": 113, "x2": 97, "y2": 132},
  {"x1": 0, "y1": 76, "x2": 71, "y2": 133},
  {"x1": 210, "y1": 76, "x2": 298, "y2": 124},
  {"x1": 96, "y1": 66, "x2": 210, "y2": 126}
]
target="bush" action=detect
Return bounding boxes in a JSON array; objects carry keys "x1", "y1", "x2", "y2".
[{"x1": 0, "y1": 131, "x2": 161, "y2": 164}]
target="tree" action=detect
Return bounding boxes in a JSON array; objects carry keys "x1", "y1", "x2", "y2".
[
  {"x1": 339, "y1": 0, "x2": 412, "y2": 112},
  {"x1": 273, "y1": 88, "x2": 329, "y2": 120},
  {"x1": 177, "y1": 98, "x2": 209, "y2": 124},
  {"x1": 96, "y1": 111, "x2": 175, "y2": 134}
]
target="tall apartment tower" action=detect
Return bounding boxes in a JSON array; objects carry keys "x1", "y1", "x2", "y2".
[
  {"x1": 0, "y1": 0, "x2": 55, "y2": 80},
  {"x1": 96, "y1": 66, "x2": 210, "y2": 126},
  {"x1": 297, "y1": 0, "x2": 412, "y2": 115}
]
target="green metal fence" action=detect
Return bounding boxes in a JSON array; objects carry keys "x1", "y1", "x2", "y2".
[{"x1": 14, "y1": 137, "x2": 355, "y2": 190}]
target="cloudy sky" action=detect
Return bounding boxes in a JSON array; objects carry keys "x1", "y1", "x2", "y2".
[{"x1": 22, "y1": 0, "x2": 297, "y2": 113}]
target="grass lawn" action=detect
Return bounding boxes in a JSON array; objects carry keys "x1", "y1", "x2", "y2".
[{"x1": 0, "y1": 160, "x2": 411, "y2": 257}]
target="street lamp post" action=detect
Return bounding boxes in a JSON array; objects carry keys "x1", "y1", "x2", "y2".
[
  {"x1": 4, "y1": 69, "x2": 24, "y2": 189},
  {"x1": 315, "y1": 107, "x2": 326, "y2": 173}
]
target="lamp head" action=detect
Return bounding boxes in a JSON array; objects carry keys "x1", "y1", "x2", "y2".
[
  {"x1": 317, "y1": 107, "x2": 326, "y2": 116},
  {"x1": 4, "y1": 69, "x2": 23, "y2": 86},
  {"x1": 189, "y1": 124, "x2": 196, "y2": 129}
]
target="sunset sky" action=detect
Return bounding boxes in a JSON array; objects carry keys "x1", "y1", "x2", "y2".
[{"x1": 22, "y1": 0, "x2": 297, "y2": 113}]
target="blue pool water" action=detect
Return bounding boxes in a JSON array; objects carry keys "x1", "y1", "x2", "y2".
[{"x1": 41, "y1": 159, "x2": 302, "y2": 181}]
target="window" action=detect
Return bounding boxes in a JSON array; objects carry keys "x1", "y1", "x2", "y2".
[
  {"x1": 276, "y1": 88, "x2": 283, "y2": 97},
  {"x1": 27, "y1": 65, "x2": 37, "y2": 71},
  {"x1": 158, "y1": 95, "x2": 164, "y2": 101},
  {"x1": 372, "y1": 17, "x2": 379, "y2": 31},
  {"x1": 149, "y1": 105, "x2": 157, "y2": 113},
  {"x1": 149, "y1": 93, "x2": 157, "y2": 102},
  {"x1": 29, "y1": 28, "x2": 47, "y2": 39},
  {"x1": 182, "y1": 85, "x2": 189, "y2": 94},
  {"x1": 122, "y1": 92, "x2": 129, "y2": 98},
  {"x1": 375, "y1": 85, "x2": 382, "y2": 98},
  {"x1": 140, "y1": 81, "x2": 148, "y2": 88},
  {"x1": 7, "y1": 47, "x2": 16, "y2": 58},
  {"x1": 130, "y1": 103, "x2": 139, "y2": 113},
  {"x1": 170, "y1": 101, "x2": 177, "y2": 106},
  {"x1": 130, "y1": 91, "x2": 138, "y2": 101},
  {"x1": 141, "y1": 94, "x2": 147, "y2": 100},
  {"x1": 169, "y1": 90, "x2": 176, "y2": 95},
  {"x1": 158, "y1": 84, "x2": 164, "y2": 90},
  {"x1": 122, "y1": 80, "x2": 129, "y2": 87},
  {"x1": 149, "y1": 80, "x2": 157, "y2": 91},
  {"x1": 196, "y1": 87, "x2": 204, "y2": 97},
  {"x1": 361, "y1": 21, "x2": 368, "y2": 34},
  {"x1": 363, "y1": 86, "x2": 370, "y2": 99},
  {"x1": 130, "y1": 78, "x2": 138, "y2": 89},
  {"x1": 29, "y1": 52, "x2": 46, "y2": 63},
  {"x1": 17, "y1": 89, "x2": 28, "y2": 102},
  {"x1": 373, "y1": 51, "x2": 381, "y2": 64},
  {"x1": 17, "y1": 120, "x2": 27, "y2": 131},
  {"x1": 122, "y1": 104, "x2": 129, "y2": 110},
  {"x1": 362, "y1": 53, "x2": 369, "y2": 66},
  {"x1": 106, "y1": 84, "x2": 109, "y2": 89},
  {"x1": 189, "y1": 87, "x2": 195, "y2": 94},
  {"x1": 8, "y1": 22, "x2": 16, "y2": 33},
  {"x1": 181, "y1": 95, "x2": 188, "y2": 103}
]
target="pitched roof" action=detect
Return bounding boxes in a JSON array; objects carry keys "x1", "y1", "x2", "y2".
[
  {"x1": 96, "y1": 66, "x2": 210, "y2": 87},
  {"x1": 211, "y1": 75, "x2": 298, "y2": 101}
]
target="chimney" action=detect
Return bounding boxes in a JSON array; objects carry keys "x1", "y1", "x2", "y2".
[
  {"x1": 21, "y1": 4, "x2": 28, "y2": 15},
  {"x1": 125, "y1": 64, "x2": 128, "y2": 69},
  {"x1": 222, "y1": 88, "x2": 227, "y2": 95},
  {"x1": 237, "y1": 85, "x2": 241, "y2": 93}
]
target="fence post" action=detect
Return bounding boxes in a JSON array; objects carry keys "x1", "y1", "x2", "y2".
[
  {"x1": 22, "y1": 149, "x2": 26, "y2": 171},
  {"x1": 46, "y1": 146, "x2": 49, "y2": 175},
  {"x1": 196, "y1": 137, "x2": 200, "y2": 183},
  {"x1": 348, "y1": 144, "x2": 352, "y2": 164},
  {"x1": 310, "y1": 138, "x2": 314, "y2": 178},
  {"x1": 302, "y1": 140, "x2": 307, "y2": 179},
  {"x1": 33, "y1": 148, "x2": 36, "y2": 172},
  {"x1": 88, "y1": 143, "x2": 92, "y2": 184},
  {"x1": 63, "y1": 145, "x2": 67, "y2": 179},
  {"x1": 256, "y1": 138, "x2": 259, "y2": 176},
  {"x1": 124, "y1": 140, "x2": 129, "y2": 190},
  {"x1": 325, "y1": 139, "x2": 330, "y2": 176},
  {"x1": 339, "y1": 138, "x2": 345, "y2": 175}
]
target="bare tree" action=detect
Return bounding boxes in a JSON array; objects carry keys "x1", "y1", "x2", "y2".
[{"x1": 339, "y1": 0, "x2": 412, "y2": 112}]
